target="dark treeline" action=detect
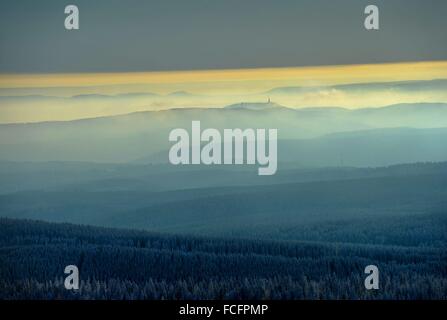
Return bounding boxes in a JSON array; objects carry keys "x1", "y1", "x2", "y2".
[
  {"x1": 241, "y1": 212, "x2": 447, "y2": 247},
  {"x1": 1, "y1": 218, "x2": 446, "y2": 300}
]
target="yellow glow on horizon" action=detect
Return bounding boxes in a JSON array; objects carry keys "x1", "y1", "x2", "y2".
[
  {"x1": 1, "y1": 61, "x2": 447, "y2": 95},
  {"x1": 1, "y1": 60, "x2": 447, "y2": 123}
]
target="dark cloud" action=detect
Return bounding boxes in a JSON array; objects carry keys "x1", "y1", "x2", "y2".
[{"x1": 0, "y1": 0, "x2": 446, "y2": 73}]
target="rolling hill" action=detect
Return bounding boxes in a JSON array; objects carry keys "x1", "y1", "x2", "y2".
[
  {"x1": 1, "y1": 103, "x2": 447, "y2": 166},
  {"x1": 1, "y1": 162, "x2": 446, "y2": 238}
]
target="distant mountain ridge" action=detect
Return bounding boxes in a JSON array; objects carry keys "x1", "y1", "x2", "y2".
[
  {"x1": 267, "y1": 78, "x2": 447, "y2": 95},
  {"x1": 1, "y1": 163, "x2": 446, "y2": 237},
  {"x1": 2, "y1": 101, "x2": 447, "y2": 125},
  {"x1": 3, "y1": 78, "x2": 446, "y2": 100},
  {"x1": 225, "y1": 101, "x2": 284, "y2": 110},
  {"x1": 1, "y1": 102, "x2": 447, "y2": 165}
]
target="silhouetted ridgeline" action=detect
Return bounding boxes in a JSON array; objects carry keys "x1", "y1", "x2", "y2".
[{"x1": 0, "y1": 218, "x2": 446, "y2": 300}]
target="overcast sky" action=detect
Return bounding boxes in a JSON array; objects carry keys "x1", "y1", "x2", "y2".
[{"x1": 0, "y1": 0, "x2": 446, "y2": 73}]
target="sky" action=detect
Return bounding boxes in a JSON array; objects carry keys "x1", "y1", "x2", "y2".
[
  {"x1": 1, "y1": 60, "x2": 447, "y2": 123},
  {"x1": 2, "y1": 61, "x2": 447, "y2": 94},
  {"x1": 0, "y1": 1, "x2": 447, "y2": 122},
  {"x1": 0, "y1": 0, "x2": 446, "y2": 73}
]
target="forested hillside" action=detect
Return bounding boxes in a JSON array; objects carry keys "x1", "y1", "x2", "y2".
[
  {"x1": 2, "y1": 163, "x2": 446, "y2": 237},
  {"x1": 1, "y1": 218, "x2": 445, "y2": 300}
]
